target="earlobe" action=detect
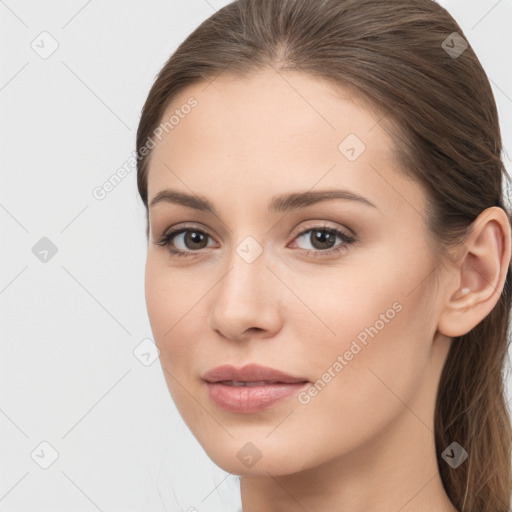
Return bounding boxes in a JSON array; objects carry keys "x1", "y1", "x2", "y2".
[{"x1": 437, "y1": 207, "x2": 511, "y2": 338}]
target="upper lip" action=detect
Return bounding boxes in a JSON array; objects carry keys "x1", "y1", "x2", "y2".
[{"x1": 202, "y1": 363, "x2": 309, "y2": 384}]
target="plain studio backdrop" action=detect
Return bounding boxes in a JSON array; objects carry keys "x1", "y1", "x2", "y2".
[{"x1": 0, "y1": 1, "x2": 511, "y2": 511}]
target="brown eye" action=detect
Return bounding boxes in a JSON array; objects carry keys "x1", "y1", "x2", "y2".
[
  {"x1": 179, "y1": 230, "x2": 209, "y2": 250},
  {"x1": 155, "y1": 227, "x2": 216, "y2": 257},
  {"x1": 293, "y1": 226, "x2": 355, "y2": 254},
  {"x1": 308, "y1": 229, "x2": 338, "y2": 250}
]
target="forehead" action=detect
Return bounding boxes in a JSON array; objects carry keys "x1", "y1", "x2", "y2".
[
  {"x1": 153, "y1": 68, "x2": 391, "y2": 156},
  {"x1": 146, "y1": 68, "x2": 424, "y2": 217}
]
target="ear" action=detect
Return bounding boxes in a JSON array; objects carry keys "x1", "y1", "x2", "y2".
[{"x1": 437, "y1": 206, "x2": 511, "y2": 338}]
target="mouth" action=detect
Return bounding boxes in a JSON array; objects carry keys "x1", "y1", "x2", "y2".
[
  {"x1": 201, "y1": 363, "x2": 309, "y2": 384},
  {"x1": 201, "y1": 363, "x2": 310, "y2": 413},
  {"x1": 203, "y1": 380, "x2": 310, "y2": 414},
  {"x1": 217, "y1": 380, "x2": 307, "y2": 386}
]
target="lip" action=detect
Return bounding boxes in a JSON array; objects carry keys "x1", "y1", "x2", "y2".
[
  {"x1": 204, "y1": 381, "x2": 310, "y2": 413},
  {"x1": 202, "y1": 363, "x2": 310, "y2": 414},
  {"x1": 202, "y1": 363, "x2": 308, "y2": 384}
]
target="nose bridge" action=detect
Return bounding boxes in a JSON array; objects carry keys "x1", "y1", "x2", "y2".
[
  {"x1": 216, "y1": 238, "x2": 269, "y2": 308},
  {"x1": 209, "y1": 235, "x2": 282, "y2": 339}
]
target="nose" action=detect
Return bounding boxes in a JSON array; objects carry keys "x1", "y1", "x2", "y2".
[{"x1": 209, "y1": 250, "x2": 283, "y2": 342}]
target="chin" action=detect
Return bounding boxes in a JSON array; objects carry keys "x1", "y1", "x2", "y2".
[{"x1": 188, "y1": 426, "x2": 326, "y2": 477}]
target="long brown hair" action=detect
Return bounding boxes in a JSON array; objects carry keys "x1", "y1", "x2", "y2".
[{"x1": 135, "y1": 1, "x2": 512, "y2": 510}]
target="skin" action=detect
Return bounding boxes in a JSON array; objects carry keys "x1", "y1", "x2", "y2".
[{"x1": 144, "y1": 68, "x2": 511, "y2": 511}]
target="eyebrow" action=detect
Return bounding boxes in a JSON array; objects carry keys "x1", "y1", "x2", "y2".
[{"x1": 149, "y1": 188, "x2": 378, "y2": 214}]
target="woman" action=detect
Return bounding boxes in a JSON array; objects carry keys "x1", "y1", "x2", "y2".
[{"x1": 135, "y1": 0, "x2": 512, "y2": 510}]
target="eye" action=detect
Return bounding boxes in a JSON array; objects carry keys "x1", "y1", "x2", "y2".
[
  {"x1": 289, "y1": 224, "x2": 356, "y2": 257},
  {"x1": 154, "y1": 226, "x2": 217, "y2": 258},
  {"x1": 154, "y1": 223, "x2": 356, "y2": 259}
]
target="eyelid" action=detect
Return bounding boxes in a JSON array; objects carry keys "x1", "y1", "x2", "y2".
[
  {"x1": 288, "y1": 220, "x2": 354, "y2": 241},
  {"x1": 156, "y1": 220, "x2": 351, "y2": 243},
  {"x1": 158, "y1": 222, "x2": 218, "y2": 242}
]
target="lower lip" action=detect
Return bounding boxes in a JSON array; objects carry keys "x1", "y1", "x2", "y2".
[{"x1": 204, "y1": 381, "x2": 309, "y2": 413}]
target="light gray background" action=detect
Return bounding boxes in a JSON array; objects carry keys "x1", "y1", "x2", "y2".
[{"x1": 1, "y1": 1, "x2": 511, "y2": 511}]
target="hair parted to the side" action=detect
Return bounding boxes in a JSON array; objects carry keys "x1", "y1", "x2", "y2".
[{"x1": 135, "y1": 1, "x2": 512, "y2": 510}]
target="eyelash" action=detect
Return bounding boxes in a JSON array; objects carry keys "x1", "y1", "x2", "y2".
[{"x1": 154, "y1": 223, "x2": 356, "y2": 259}]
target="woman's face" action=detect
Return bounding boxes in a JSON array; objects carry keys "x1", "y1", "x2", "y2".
[{"x1": 144, "y1": 69, "x2": 452, "y2": 476}]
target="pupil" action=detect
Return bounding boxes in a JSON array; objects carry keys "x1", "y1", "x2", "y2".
[
  {"x1": 312, "y1": 230, "x2": 335, "y2": 250},
  {"x1": 186, "y1": 231, "x2": 207, "y2": 249}
]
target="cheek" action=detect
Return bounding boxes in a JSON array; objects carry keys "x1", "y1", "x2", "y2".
[
  {"x1": 145, "y1": 257, "x2": 206, "y2": 417},
  {"x1": 144, "y1": 256, "x2": 202, "y2": 364},
  {"x1": 285, "y1": 251, "x2": 436, "y2": 421},
  {"x1": 144, "y1": 256, "x2": 173, "y2": 341},
  {"x1": 257, "y1": 295, "x2": 432, "y2": 472}
]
